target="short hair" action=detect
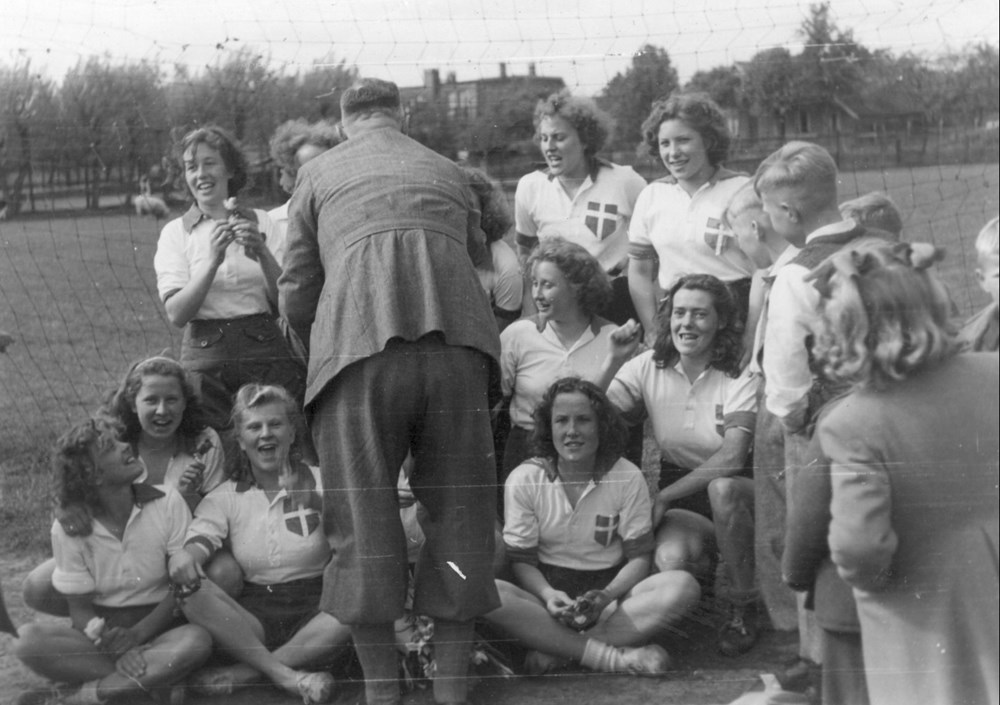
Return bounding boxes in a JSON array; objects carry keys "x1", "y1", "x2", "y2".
[
  {"x1": 102, "y1": 356, "x2": 208, "y2": 450},
  {"x1": 753, "y1": 141, "x2": 839, "y2": 216},
  {"x1": 975, "y1": 216, "x2": 1000, "y2": 259},
  {"x1": 723, "y1": 181, "x2": 764, "y2": 228},
  {"x1": 340, "y1": 78, "x2": 401, "y2": 117},
  {"x1": 462, "y1": 166, "x2": 513, "y2": 243},
  {"x1": 178, "y1": 125, "x2": 250, "y2": 197},
  {"x1": 809, "y1": 241, "x2": 956, "y2": 390},
  {"x1": 534, "y1": 90, "x2": 613, "y2": 157},
  {"x1": 641, "y1": 92, "x2": 731, "y2": 166},
  {"x1": 840, "y1": 192, "x2": 903, "y2": 240},
  {"x1": 52, "y1": 417, "x2": 120, "y2": 512},
  {"x1": 527, "y1": 237, "x2": 612, "y2": 318},
  {"x1": 529, "y1": 377, "x2": 629, "y2": 471},
  {"x1": 652, "y1": 274, "x2": 744, "y2": 377},
  {"x1": 269, "y1": 119, "x2": 341, "y2": 178},
  {"x1": 230, "y1": 384, "x2": 320, "y2": 510}
]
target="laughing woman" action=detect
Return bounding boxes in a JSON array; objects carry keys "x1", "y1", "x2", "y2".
[
  {"x1": 515, "y1": 90, "x2": 646, "y2": 324},
  {"x1": 154, "y1": 125, "x2": 305, "y2": 430}
]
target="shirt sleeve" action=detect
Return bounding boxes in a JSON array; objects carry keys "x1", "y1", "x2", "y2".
[
  {"x1": 606, "y1": 355, "x2": 648, "y2": 426},
  {"x1": 514, "y1": 174, "x2": 539, "y2": 249},
  {"x1": 50, "y1": 522, "x2": 96, "y2": 596},
  {"x1": 616, "y1": 464, "x2": 655, "y2": 560},
  {"x1": 763, "y1": 263, "x2": 818, "y2": 421},
  {"x1": 490, "y1": 240, "x2": 523, "y2": 313},
  {"x1": 278, "y1": 169, "x2": 324, "y2": 348},
  {"x1": 627, "y1": 186, "x2": 657, "y2": 261},
  {"x1": 195, "y1": 428, "x2": 226, "y2": 496},
  {"x1": 822, "y1": 411, "x2": 897, "y2": 592},
  {"x1": 258, "y1": 208, "x2": 286, "y2": 266},
  {"x1": 162, "y1": 488, "x2": 193, "y2": 558},
  {"x1": 503, "y1": 465, "x2": 541, "y2": 565},
  {"x1": 153, "y1": 219, "x2": 190, "y2": 302},
  {"x1": 184, "y1": 487, "x2": 231, "y2": 558},
  {"x1": 499, "y1": 323, "x2": 521, "y2": 398},
  {"x1": 723, "y1": 366, "x2": 760, "y2": 433}
]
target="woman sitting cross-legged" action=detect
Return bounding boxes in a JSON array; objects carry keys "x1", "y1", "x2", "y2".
[
  {"x1": 598, "y1": 274, "x2": 760, "y2": 657},
  {"x1": 483, "y1": 377, "x2": 699, "y2": 676},
  {"x1": 13, "y1": 418, "x2": 211, "y2": 705},
  {"x1": 168, "y1": 384, "x2": 347, "y2": 703}
]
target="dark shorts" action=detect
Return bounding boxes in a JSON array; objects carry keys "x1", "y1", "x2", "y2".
[
  {"x1": 537, "y1": 563, "x2": 623, "y2": 601},
  {"x1": 239, "y1": 576, "x2": 322, "y2": 651},
  {"x1": 659, "y1": 460, "x2": 753, "y2": 520}
]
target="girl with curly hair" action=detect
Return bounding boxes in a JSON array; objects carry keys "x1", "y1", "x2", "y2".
[
  {"x1": 599, "y1": 273, "x2": 761, "y2": 656},
  {"x1": 499, "y1": 237, "x2": 616, "y2": 478},
  {"x1": 628, "y1": 92, "x2": 755, "y2": 341},
  {"x1": 807, "y1": 241, "x2": 998, "y2": 705},
  {"x1": 483, "y1": 377, "x2": 698, "y2": 676},
  {"x1": 13, "y1": 418, "x2": 212, "y2": 705},
  {"x1": 515, "y1": 90, "x2": 647, "y2": 324}
]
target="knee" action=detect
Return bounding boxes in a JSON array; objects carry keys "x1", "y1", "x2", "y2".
[
  {"x1": 173, "y1": 626, "x2": 213, "y2": 667},
  {"x1": 654, "y1": 540, "x2": 689, "y2": 573},
  {"x1": 707, "y1": 477, "x2": 738, "y2": 514}
]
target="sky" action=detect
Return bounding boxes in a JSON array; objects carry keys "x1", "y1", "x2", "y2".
[{"x1": 2, "y1": 0, "x2": 998, "y2": 94}]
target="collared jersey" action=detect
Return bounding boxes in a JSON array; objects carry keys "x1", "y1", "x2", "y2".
[
  {"x1": 477, "y1": 239, "x2": 523, "y2": 313},
  {"x1": 501, "y1": 316, "x2": 617, "y2": 430},
  {"x1": 628, "y1": 171, "x2": 753, "y2": 288},
  {"x1": 185, "y1": 465, "x2": 328, "y2": 585},
  {"x1": 51, "y1": 485, "x2": 190, "y2": 607},
  {"x1": 607, "y1": 351, "x2": 758, "y2": 469},
  {"x1": 503, "y1": 457, "x2": 655, "y2": 571},
  {"x1": 515, "y1": 163, "x2": 646, "y2": 273},
  {"x1": 135, "y1": 427, "x2": 226, "y2": 497},
  {"x1": 155, "y1": 206, "x2": 284, "y2": 320},
  {"x1": 267, "y1": 200, "x2": 290, "y2": 242}
]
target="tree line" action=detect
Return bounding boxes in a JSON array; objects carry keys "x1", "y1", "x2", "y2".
[{"x1": 1, "y1": 2, "x2": 997, "y2": 215}]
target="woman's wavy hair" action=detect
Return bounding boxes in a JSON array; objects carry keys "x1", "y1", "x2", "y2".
[
  {"x1": 102, "y1": 356, "x2": 209, "y2": 454},
  {"x1": 462, "y1": 166, "x2": 513, "y2": 243},
  {"x1": 529, "y1": 377, "x2": 629, "y2": 472},
  {"x1": 177, "y1": 124, "x2": 250, "y2": 198},
  {"x1": 230, "y1": 384, "x2": 321, "y2": 512},
  {"x1": 527, "y1": 237, "x2": 612, "y2": 318},
  {"x1": 533, "y1": 90, "x2": 613, "y2": 159},
  {"x1": 640, "y1": 92, "x2": 731, "y2": 167},
  {"x1": 269, "y1": 119, "x2": 341, "y2": 178},
  {"x1": 809, "y1": 241, "x2": 957, "y2": 390},
  {"x1": 52, "y1": 417, "x2": 120, "y2": 512},
  {"x1": 652, "y1": 274, "x2": 744, "y2": 377}
]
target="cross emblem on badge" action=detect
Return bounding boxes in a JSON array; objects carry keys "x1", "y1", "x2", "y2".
[{"x1": 585, "y1": 202, "x2": 619, "y2": 240}]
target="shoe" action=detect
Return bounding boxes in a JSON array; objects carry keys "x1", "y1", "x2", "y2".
[
  {"x1": 615, "y1": 643, "x2": 672, "y2": 677},
  {"x1": 295, "y1": 670, "x2": 336, "y2": 704},
  {"x1": 523, "y1": 649, "x2": 570, "y2": 675},
  {"x1": 718, "y1": 601, "x2": 760, "y2": 657},
  {"x1": 189, "y1": 666, "x2": 236, "y2": 696}
]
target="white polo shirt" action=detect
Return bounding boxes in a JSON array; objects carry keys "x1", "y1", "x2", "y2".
[
  {"x1": 607, "y1": 351, "x2": 758, "y2": 469},
  {"x1": 515, "y1": 163, "x2": 646, "y2": 273},
  {"x1": 501, "y1": 317, "x2": 617, "y2": 430},
  {"x1": 477, "y1": 239, "x2": 523, "y2": 313},
  {"x1": 136, "y1": 427, "x2": 226, "y2": 498},
  {"x1": 627, "y1": 171, "x2": 754, "y2": 288},
  {"x1": 154, "y1": 206, "x2": 284, "y2": 320},
  {"x1": 185, "y1": 465, "x2": 328, "y2": 585},
  {"x1": 51, "y1": 485, "x2": 190, "y2": 608},
  {"x1": 503, "y1": 457, "x2": 655, "y2": 571}
]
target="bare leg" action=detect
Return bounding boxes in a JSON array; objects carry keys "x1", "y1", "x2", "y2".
[
  {"x1": 204, "y1": 549, "x2": 244, "y2": 599},
  {"x1": 653, "y1": 509, "x2": 716, "y2": 580},
  {"x1": 586, "y1": 571, "x2": 700, "y2": 646},
  {"x1": 179, "y1": 579, "x2": 309, "y2": 694},
  {"x1": 21, "y1": 559, "x2": 69, "y2": 618},
  {"x1": 708, "y1": 477, "x2": 756, "y2": 596},
  {"x1": 483, "y1": 580, "x2": 589, "y2": 661},
  {"x1": 15, "y1": 622, "x2": 210, "y2": 697}
]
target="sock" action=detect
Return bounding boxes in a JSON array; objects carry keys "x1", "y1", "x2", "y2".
[{"x1": 580, "y1": 639, "x2": 622, "y2": 673}]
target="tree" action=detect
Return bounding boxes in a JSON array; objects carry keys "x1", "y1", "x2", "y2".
[
  {"x1": 599, "y1": 45, "x2": 679, "y2": 151},
  {"x1": 796, "y1": 2, "x2": 870, "y2": 104},
  {"x1": 0, "y1": 60, "x2": 54, "y2": 215},
  {"x1": 685, "y1": 65, "x2": 743, "y2": 111},
  {"x1": 741, "y1": 47, "x2": 799, "y2": 140},
  {"x1": 284, "y1": 54, "x2": 358, "y2": 123},
  {"x1": 458, "y1": 82, "x2": 545, "y2": 157}
]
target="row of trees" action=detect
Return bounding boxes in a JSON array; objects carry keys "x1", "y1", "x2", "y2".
[
  {"x1": 0, "y1": 50, "x2": 356, "y2": 215},
  {"x1": 1, "y1": 3, "x2": 997, "y2": 214}
]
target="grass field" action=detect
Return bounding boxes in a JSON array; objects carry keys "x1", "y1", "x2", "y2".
[{"x1": 1, "y1": 162, "x2": 998, "y2": 555}]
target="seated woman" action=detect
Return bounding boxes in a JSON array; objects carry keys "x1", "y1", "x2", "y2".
[
  {"x1": 22, "y1": 355, "x2": 236, "y2": 617},
  {"x1": 483, "y1": 377, "x2": 699, "y2": 676},
  {"x1": 13, "y1": 418, "x2": 211, "y2": 705},
  {"x1": 598, "y1": 273, "x2": 760, "y2": 656},
  {"x1": 168, "y1": 384, "x2": 346, "y2": 703}
]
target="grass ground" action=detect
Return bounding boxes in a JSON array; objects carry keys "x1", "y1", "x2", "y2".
[{"x1": 0, "y1": 162, "x2": 996, "y2": 702}]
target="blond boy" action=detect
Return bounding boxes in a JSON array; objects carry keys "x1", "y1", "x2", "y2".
[{"x1": 958, "y1": 216, "x2": 1000, "y2": 352}]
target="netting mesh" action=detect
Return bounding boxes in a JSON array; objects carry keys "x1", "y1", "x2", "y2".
[{"x1": 1, "y1": 0, "x2": 998, "y2": 481}]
